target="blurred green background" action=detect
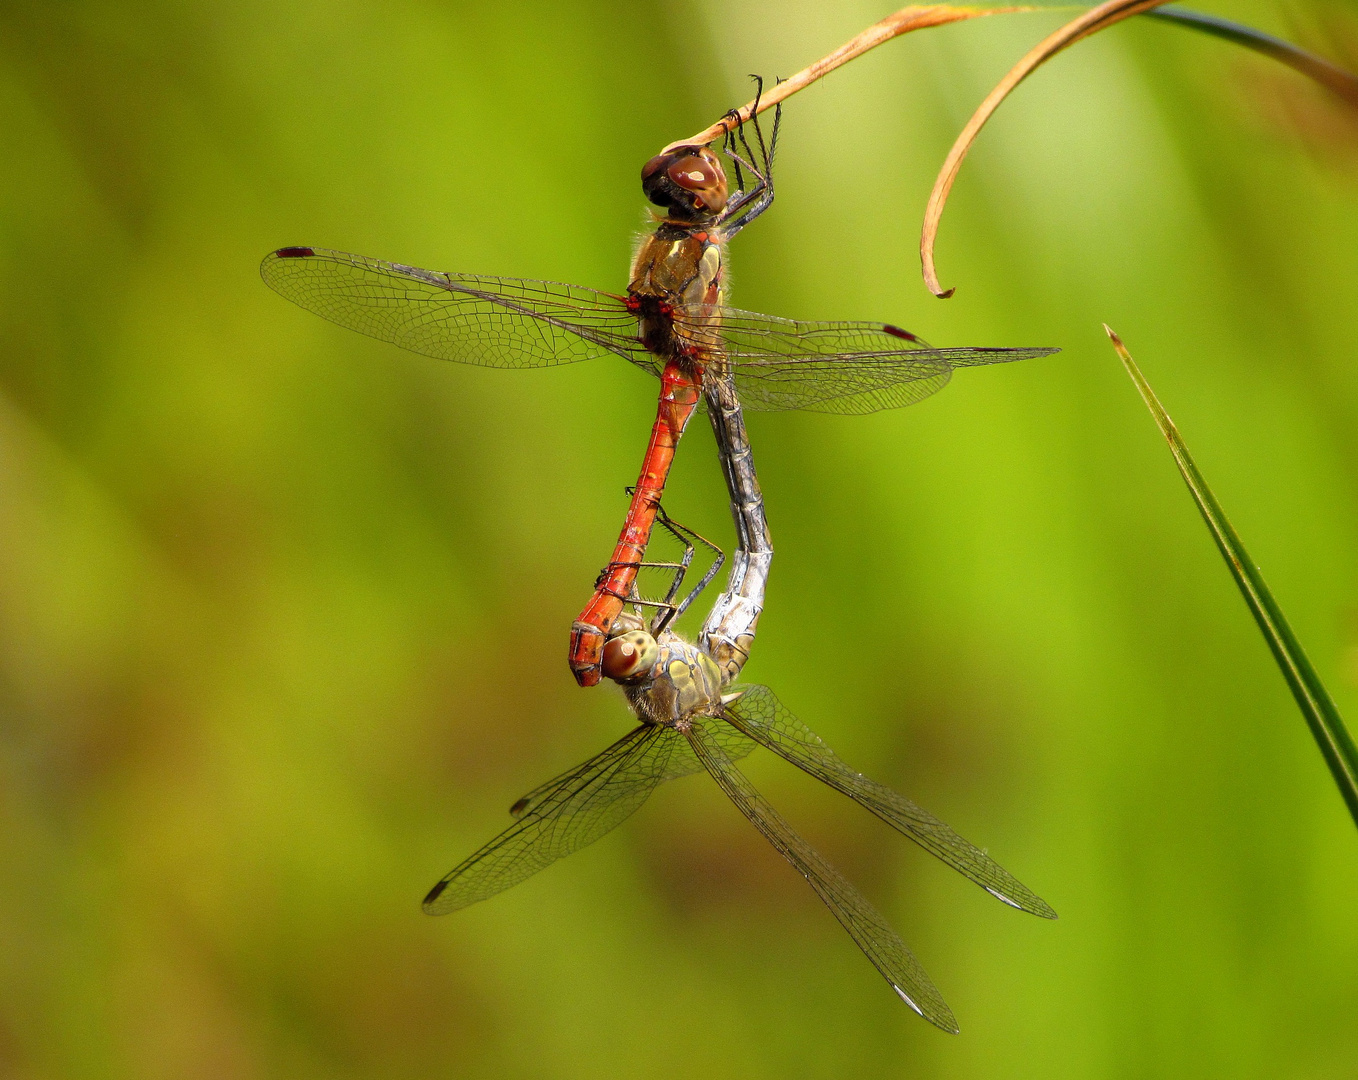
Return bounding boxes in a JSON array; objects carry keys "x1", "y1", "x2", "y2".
[{"x1": 3, "y1": 1, "x2": 1358, "y2": 1076}]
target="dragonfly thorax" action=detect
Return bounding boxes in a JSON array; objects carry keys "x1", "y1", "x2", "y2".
[
  {"x1": 612, "y1": 629, "x2": 724, "y2": 728},
  {"x1": 628, "y1": 225, "x2": 724, "y2": 361},
  {"x1": 629, "y1": 226, "x2": 724, "y2": 307}
]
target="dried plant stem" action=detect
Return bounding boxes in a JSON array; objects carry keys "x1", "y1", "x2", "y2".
[
  {"x1": 1107, "y1": 325, "x2": 1358, "y2": 831},
  {"x1": 665, "y1": 5, "x2": 1035, "y2": 152},
  {"x1": 665, "y1": 3, "x2": 1358, "y2": 299},
  {"x1": 921, "y1": 4, "x2": 1358, "y2": 298},
  {"x1": 921, "y1": 0, "x2": 1172, "y2": 297}
]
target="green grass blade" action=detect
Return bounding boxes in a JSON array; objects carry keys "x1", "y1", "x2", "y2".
[
  {"x1": 1146, "y1": 6, "x2": 1358, "y2": 108},
  {"x1": 1105, "y1": 325, "x2": 1358, "y2": 829}
]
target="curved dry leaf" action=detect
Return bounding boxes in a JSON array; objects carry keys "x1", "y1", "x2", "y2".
[
  {"x1": 921, "y1": 4, "x2": 1358, "y2": 297},
  {"x1": 921, "y1": 0, "x2": 1173, "y2": 298}
]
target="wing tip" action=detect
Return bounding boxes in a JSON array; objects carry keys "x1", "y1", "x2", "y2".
[
  {"x1": 422, "y1": 879, "x2": 450, "y2": 913},
  {"x1": 896, "y1": 986, "x2": 960, "y2": 1033},
  {"x1": 984, "y1": 884, "x2": 1058, "y2": 920}
]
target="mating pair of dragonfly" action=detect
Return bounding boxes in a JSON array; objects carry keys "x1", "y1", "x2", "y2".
[{"x1": 262, "y1": 97, "x2": 1057, "y2": 1032}]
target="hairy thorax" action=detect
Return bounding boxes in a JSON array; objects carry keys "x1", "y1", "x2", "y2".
[
  {"x1": 627, "y1": 223, "x2": 725, "y2": 360},
  {"x1": 623, "y1": 634, "x2": 725, "y2": 730}
]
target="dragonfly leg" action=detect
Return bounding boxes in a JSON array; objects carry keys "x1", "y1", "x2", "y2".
[
  {"x1": 591, "y1": 493, "x2": 725, "y2": 638},
  {"x1": 720, "y1": 77, "x2": 781, "y2": 236},
  {"x1": 721, "y1": 76, "x2": 767, "y2": 196},
  {"x1": 647, "y1": 502, "x2": 725, "y2": 635},
  {"x1": 721, "y1": 110, "x2": 749, "y2": 196}
]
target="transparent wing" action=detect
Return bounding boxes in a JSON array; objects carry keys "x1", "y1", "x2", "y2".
[
  {"x1": 722, "y1": 686, "x2": 1056, "y2": 919},
  {"x1": 423, "y1": 723, "x2": 681, "y2": 914},
  {"x1": 261, "y1": 248, "x2": 1056, "y2": 410},
  {"x1": 260, "y1": 246, "x2": 645, "y2": 369},
  {"x1": 686, "y1": 717, "x2": 958, "y2": 1032},
  {"x1": 654, "y1": 718, "x2": 757, "y2": 781},
  {"x1": 716, "y1": 311, "x2": 1058, "y2": 414},
  {"x1": 508, "y1": 719, "x2": 756, "y2": 818}
]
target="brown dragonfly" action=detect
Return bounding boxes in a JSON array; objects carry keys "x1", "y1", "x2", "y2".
[{"x1": 261, "y1": 95, "x2": 1058, "y2": 687}]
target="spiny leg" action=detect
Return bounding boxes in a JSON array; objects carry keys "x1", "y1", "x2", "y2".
[
  {"x1": 592, "y1": 489, "x2": 724, "y2": 636},
  {"x1": 721, "y1": 76, "x2": 782, "y2": 234},
  {"x1": 647, "y1": 502, "x2": 724, "y2": 634}
]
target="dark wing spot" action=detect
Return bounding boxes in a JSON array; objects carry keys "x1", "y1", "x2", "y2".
[
  {"x1": 882, "y1": 324, "x2": 919, "y2": 342},
  {"x1": 508, "y1": 797, "x2": 530, "y2": 817},
  {"x1": 274, "y1": 246, "x2": 316, "y2": 258},
  {"x1": 423, "y1": 880, "x2": 448, "y2": 907}
]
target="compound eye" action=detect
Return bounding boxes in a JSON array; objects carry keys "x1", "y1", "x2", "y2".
[
  {"x1": 666, "y1": 155, "x2": 718, "y2": 192},
  {"x1": 642, "y1": 145, "x2": 729, "y2": 215},
  {"x1": 641, "y1": 153, "x2": 668, "y2": 183},
  {"x1": 601, "y1": 630, "x2": 659, "y2": 682},
  {"x1": 665, "y1": 152, "x2": 728, "y2": 213}
]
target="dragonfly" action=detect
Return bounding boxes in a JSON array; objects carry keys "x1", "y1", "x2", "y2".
[
  {"x1": 260, "y1": 92, "x2": 1059, "y2": 687},
  {"x1": 423, "y1": 369, "x2": 1056, "y2": 1032}
]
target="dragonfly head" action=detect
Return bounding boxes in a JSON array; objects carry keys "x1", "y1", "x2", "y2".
[
  {"x1": 601, "y1": 628, "x2": 660, "y2": 683},
  {"x1": 642, "y1": 145, "x2": 728, "y2": 220}
]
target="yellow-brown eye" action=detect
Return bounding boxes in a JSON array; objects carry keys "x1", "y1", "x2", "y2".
[
  {"x1": 608, "y1": 612, "x2": 647, "y2": 636},
  {"x1": 641, "y1": 145, "x2": 728, "y2": 216},
  {"x1": 666, "y1": 155, "x2": 718, "y2": 190},
  {"x1": 601, "y1": 630, "x2": 659, "y2": 682},
  {"x1": 666, "y1": 151, "x2": 727, "y2": 212}
]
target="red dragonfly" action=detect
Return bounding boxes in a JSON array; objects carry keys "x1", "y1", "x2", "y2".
[{"x1": 261, "y1": 103, "x2": 1057, "y2": 685}]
